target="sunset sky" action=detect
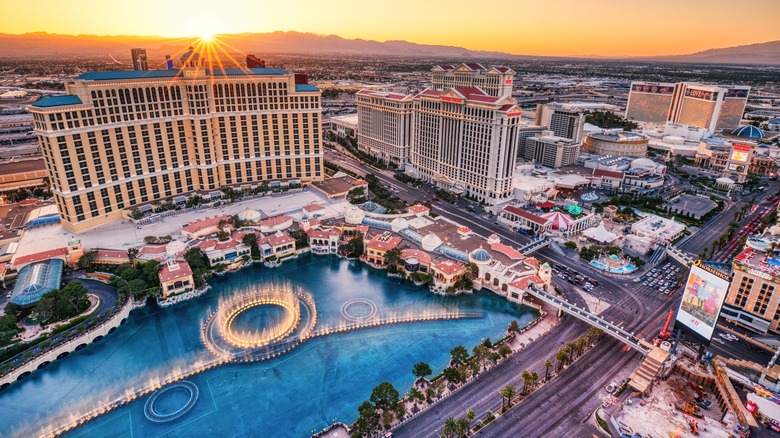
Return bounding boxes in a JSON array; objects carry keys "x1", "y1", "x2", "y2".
[{"x1": 5, "y1": 0, "x2": 780, "y2": 57}]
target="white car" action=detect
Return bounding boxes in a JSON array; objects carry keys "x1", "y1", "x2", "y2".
[{"x1": 606, "y1": 383, "x2": 617, "y2": 393}]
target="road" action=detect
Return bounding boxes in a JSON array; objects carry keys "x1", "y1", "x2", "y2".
[
  {"x1": 324, "y1": 148, "x2": 766, "y2": 436},
  {"x1": 1, "y1": 279, "x2": 118, "y2": 370}
]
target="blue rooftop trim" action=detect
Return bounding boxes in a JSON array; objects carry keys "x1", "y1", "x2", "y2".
[
  {"x1": 32, "y1": 95, "x2": 83, "y2": 108},
  {"x1": 295, "y1": 84, "x2": 319, "y2": 92},
  {"x1": 77, "y1": 70, "x2": 183, "y2": 81},
  {"x1": 211, "y1": 67, "x2": 287, "y2": 76},
  {"x1": 76, "y1": 67, "x2": 288, "y2": 81}
]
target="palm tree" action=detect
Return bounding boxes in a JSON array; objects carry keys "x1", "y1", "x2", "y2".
[
  {"x1": 466, "y1": 409, "x2": 475, "y2": 429},
  {"x1": 499, "y1": 385, "x2": 517, "y2": 410},
  {"x1": 530, "y1": 371, "x2": 539, "y2": 392},
  {"x1": 456, "y1": 417, "x2": 471, "y2": 437},
  {"x1": 556, "y1": 348, "x2": 568, "y2": 371},
  {"x1": 384, "y1": 247, "x2": 402, "y2": 269},
  {"x1": 544, "y1": 359, "x2": 552, "y2": 381},
  {"x1": 443, "y1": 417, "x2": 458, "y2": 438},
  {"x1": 520, "y1": 370, "x2": 532, "y2": 395},
  {"x1": 566, "y1": 344, "x2": 575, "y2": 363}
]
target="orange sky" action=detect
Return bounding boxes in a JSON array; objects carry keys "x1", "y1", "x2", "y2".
[{"x1": 6, "y1": 0, "x2": 780, "y2": 57}]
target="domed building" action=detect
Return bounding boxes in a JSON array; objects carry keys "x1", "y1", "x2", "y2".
[
  {"x1": 469, "y1": 247, "x2": 493, "y2": 278},
  {"x1": 390, "y1": 217, "x2": 409, "y2": 233},
  {"x1": 583, "y1": 131, "x2": 649, "y2": 157},
  {"x1": 344, "y1": 207, "x2": 366, "y2": 225},
  {"x1": 731, "y1": 125, "x2": 765, "y2": 140},
  {"x1": 237, "y1": 208, "x2": 262, "y2": 224},
  {"x1": 421, "y1": 233, "x2": 443, "y2": 252}
]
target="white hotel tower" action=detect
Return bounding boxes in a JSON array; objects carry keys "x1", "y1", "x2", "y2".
[
  {"x1": 408, "y1": 64, "x2": 522, "y2": 204},
  {"x1": 29, "y1": 48, "x2": 324, "y2": 232}
]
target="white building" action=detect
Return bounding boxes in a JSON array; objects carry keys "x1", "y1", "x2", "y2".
[
  {"x1": 330, "y1": 114, "x2": 358, "y2": 138},
  {"x1": 409, "y1": 84, "x2": 524, "y2": 204},
  {"x1": 431, "y1": 63, "x2": 514, "y2": 98},
  {"x1": 625, "y1": 214, "x2": 686, "y2": 254},
  {"x1": 534, "y1": 103, "x2": 587, "y2": 143},
  {"x1": 356, "y1": 90, "x2": 414, "y2": 168},
  {"x1": 523, "y1": 132, "x2": 581, "y2": 168}
]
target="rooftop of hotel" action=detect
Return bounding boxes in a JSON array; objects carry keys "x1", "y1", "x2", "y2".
[
  {"x1": 181, "y1": 215, "x2": 232, "y2": 234},
  {"x1": 311, "y1": 175, "x2": 366, "y2": 197},
  {"x1": 75, "y1": 67, "x2": 287, "y2": 82},
  {"x1": 734, "y1": 247, "x2": 780, "y2": 278},
  {"x1": 158, "y1": 260, "x2": 193, "y2": 284}
]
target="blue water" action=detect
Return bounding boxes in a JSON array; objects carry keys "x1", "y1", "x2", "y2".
[
  {"x1": 589, "y1": 260, "x2": 638, "y2": 274},
  {"x1": 0, "y1": 255, "x2": 537, "y2": 438}
]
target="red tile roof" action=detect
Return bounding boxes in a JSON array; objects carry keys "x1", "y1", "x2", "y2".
[
  {"x1": 400, "y1": 249, "x2": 431, "y2": 266},
  {"x1": 158, "y1": 261, "x2": 193, "y2": 284},
  {"x1": 503, "y1": 205, "x2": 551, "y2": 226},
  {"x1": 490, "y1": 243, "x2": 524, "y2": 260},
  {"x1": 434, "y1": 260, "x2": 465, "y2": 276},
  {"x1": 524, "y1": 257, "x2": 541, "y2": 269},
  {"x1": 214, "y1": 239, "x2": 240, "y2": 251},
  {"x1": 303, "y1": 203, "x2": 325, "y2": 213},
  {"x1": 182, "y1": 215, "x2": 231, "y2": 234},
  {"x1": 366, "y1": 234, "x2": 402, "y2": 251},
  {"x1": 509, "y1": 275, "x2": 544, "y2": 290},
  {"x1": 261, "y1": 215, "x2": 293, "y2": 227},
  {"x1": 306, "y1": 228, "x2": 340, "y2": 239},
  {"x1": 259, "y1": 232, "x2": 295, "y2": 247},
  {"x1": 457, "y1": 227, "x2": 472, "y2": 234},
  {"x1": 593, "y1": 169, "x2": 625, "y2": 179},
  {"x1": 494, "y1": 66, "x2": 511, "y2": 73},
  {"x1": 197, "y1": 239, "x2": 217, "y2": 250},
  {"x1": 95, "y1": 249, "x2": 129, "y2": 262},
  {"x1": 13, "y1": 247, "x2": 68, "y2": 266},
  {"x1": 408, "y1": 204, "x2": 430, "y2": 214},
  {"x1": 139, "y1": 244, "x2": 167, "y2": 255},
  {"x1": 464, "y1": 63, "x2": 486, "y2": 71}
]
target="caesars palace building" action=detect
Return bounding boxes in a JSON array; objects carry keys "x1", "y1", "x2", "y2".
[{"x1": 29, "y1": 49, "x2": 323, "y2": 232}]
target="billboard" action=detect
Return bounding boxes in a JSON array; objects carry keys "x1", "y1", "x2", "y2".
[
  {"x1": 676, "y1": 263, "x2": 730, "y2": 344},
  {"x1": 685, "y1": 88, "x2": 717, "y2": 101},
  {"x1": 730, "y1": 143, "x2": 753, "y2": 163},
  {"x1": 631, "y1": 83, "x2": 674, "y2": 94}
]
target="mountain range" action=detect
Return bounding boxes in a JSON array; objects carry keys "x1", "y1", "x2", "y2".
[{"x1": 0, "y1": 31, "x2": 778, "y2": 65}]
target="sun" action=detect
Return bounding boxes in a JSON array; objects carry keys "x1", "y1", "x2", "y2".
[{"x1": 199, "y1": 32, "x2": 215, "y2": 42}]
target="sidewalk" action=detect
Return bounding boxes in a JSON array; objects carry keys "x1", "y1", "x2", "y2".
[
  {"x1": 17, "y1": 293, "x2": 101, "y2": 342},
  {"x1": 508, "y1": 301, "x2": 559, "y2": 352}
]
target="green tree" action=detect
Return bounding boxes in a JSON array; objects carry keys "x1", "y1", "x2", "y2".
[
  {"x1": 499, "y1": 385, "x2": 517, "y2": 409},
  {"x1": 290, "y1": 229, "x2": 310, "y2": 249},
  {"x1": 412, "y1": 361, "x2": 432, "y2": 382},
  {"x1": 383, "y1": 247, "x2": 402, "y2": 269},
  {"x1": 242, "y1": 233, "x2": 260, "y2": 257},
  {"x1": 346, "y1": 235, "x2": 364, "y2": 258},
  {"x1": 450, "y1": 345, "x2": 469, "y2": 364},
  {"x1": 443, "y1": 417, "x2": 458, "y2": 438},
  {"x1": 352, "y1": 400, "x2": 380, "y2": 438},
  {"x1": 564, "y1": 241, "x2": 577, "y2": 250},
  {"x1": 370, "y1": 381, "x2": 400, "y2": 413},
  {"x1": 472, "y1": 344, "x2": 490, "y2": 372},
  {"x1": 408, "y1": 387, "x2": 425, "y2": 405},
  {"x1": 521, "y1": 369, "x2": 532, "y2": 395},
  {"x1": 457, "y1": 417, "x2": 470, "y2": 437},
  {"x1": 544, "y1": 359, "x2": 553, "y2": 381},
  {"x1": 141, "y1": 260, "x2": 163, "y2": 286},
  {"x1": 466, "y1": 409, "x2": 475, "y2": 429},
  {"x1": 508, "y1": 320, "x2": 520, "y2": 333},
  {"x1": 498, "y1": 345, "x2": 512, "y2": 358},
  {"x1": 443, "y1": 367, "x2": 463, "y2": 384},
  {"x1": 76, "y1": 250, "x2": 98, "y2": 270},
  {"x1": 556, "y1": 348, "x2": 568, "y2": 371}
]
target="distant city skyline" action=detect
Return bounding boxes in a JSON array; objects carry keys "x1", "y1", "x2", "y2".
[{"x1": 5, "y1": 0, "x2": 780, "y2": 57}]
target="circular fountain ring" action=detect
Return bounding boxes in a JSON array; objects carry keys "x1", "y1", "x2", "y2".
[
  {"x1": 221, "y1": 298, "x2": 300, "y2": 348},
  {"x1": 340, "y1": 298, "x2": 378, "y2": 322},
  {"x1": 143, "y1": 380, "x2": 199, "y2": 423}
]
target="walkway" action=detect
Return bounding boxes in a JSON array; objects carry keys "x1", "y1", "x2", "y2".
[{"x1": 526, "y1": 286, "x2": 650, "y2": 354}]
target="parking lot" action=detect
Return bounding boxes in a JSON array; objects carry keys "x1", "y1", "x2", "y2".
[{"x1": 635, "y1": 261, "x2": 684, "y2": 297}]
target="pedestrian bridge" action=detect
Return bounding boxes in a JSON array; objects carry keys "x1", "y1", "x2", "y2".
[
  {"x1": 517, "y1": 237, "x2": 551, "y2": 255},
  {"x1": 526, "y1": 286, "x2": 651, "y2": 355},
  {"x1": 666, "y1": 244, "x2": 695, "y2": 266}
]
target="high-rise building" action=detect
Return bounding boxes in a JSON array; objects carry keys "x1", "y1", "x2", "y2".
[
  {"x1": 355, "y1": 90, "x2": 414, "y2": 168},
  {"x1": 626, "y1": 81, "x2": 750, "y2": 132},
  {"x1": 533, "y1": 103, "x2": 586, "y2": 143},
  {"x1": 625, "y1": 82, "x2": 676, "y2": 125},
  {"x1": 29, "y1": 57, "x2": 324, "y2": 232},
  {"x1": 517, "y1": 124, "x2": 547, "y2": 160},
  {"x1": 523, "y1": 133, "x2": 581, "y2": 168},
  {"x1": 431, "y1": 64, "x2": 514, "y2": 98},
  {"x1": 409, "y1": 85, "x2": 523, "y2": 204},
  {"x1": 723, "y1": 246, "x2": 780, "y2": 334},
  {"x1": 130, "y1": 48, "x2": 148, "y2": 71}
]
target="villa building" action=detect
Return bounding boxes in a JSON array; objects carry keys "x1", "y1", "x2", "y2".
[
  {"x1": 158, "y1": 260, "x2": 194, "y2": 298},
  {"x1": 201, "y1": 240, "x2": 251, "y2": 268},
  {"x1": 364, "y1": 231, "x2": 402, "y2": 266},
  {"x1": 498, "y1": 205, "x2": 552, "y2": 233},
  {"x1": 258, "y1": 231, "x2": 296, "y2": 260},
  {"x1": 29, "y1": 49, "x2": 324, "y2": 232},
  {"x1": 181, "y1": 215, "x2": 232, "y2": 240},
  {"x1": 306, "y1": 228, "x2": 340, "y2": 254},
  {"x1": 431, "y1": 260, "x2": 466, "y2": 291}
]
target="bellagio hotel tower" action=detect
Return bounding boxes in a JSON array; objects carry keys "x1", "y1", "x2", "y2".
[{"x1": 29, "y1": 47, "x2": 324, "y2": 232}]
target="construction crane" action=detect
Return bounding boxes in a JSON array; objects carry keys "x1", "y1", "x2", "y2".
[{"x1": 653, "y1": 309, "x2": 675, "y2": 346}]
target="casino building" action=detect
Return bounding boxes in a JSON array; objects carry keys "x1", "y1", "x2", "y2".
[
  {"x1": 626, "y1": 81, "x2": 750, "y2": 132},
  {"x1": 29, "y1": 48, "x2": 324, "y2": 232}
]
